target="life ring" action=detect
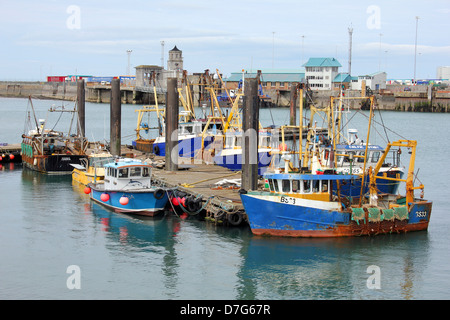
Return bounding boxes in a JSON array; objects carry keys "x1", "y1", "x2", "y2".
[
  {"x1": 227, "y1": 212, "x2": 243, "y2": 226},
  {"x1": 154, "y1": 188, "x2": 165, "y2": 200}
]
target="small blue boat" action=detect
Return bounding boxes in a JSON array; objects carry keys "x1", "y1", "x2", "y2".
[{"x1": 87, "y1": 158, "x2": 169, "y2": 217}]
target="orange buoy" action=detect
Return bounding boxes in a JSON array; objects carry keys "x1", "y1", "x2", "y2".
[
  {"x1": 9, "y1": 154, "x2": 14, "y2": 160},
  {"x1": 84, "y1": 187, "x2": 91, "y2": 194},
  {"x1": 100, "y1": 193, "x2": 110, "y2": 202},
  {"x1": 172, "y1": 197, "x2": 179, "y2": 206}
]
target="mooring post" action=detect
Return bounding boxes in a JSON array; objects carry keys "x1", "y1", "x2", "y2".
[
  {"x1": 110, "y1": 78, "x2": 121, "y2": 156},
  {"x1": 165, "y1": 78, "x2": 179, "y2": 171},
  {"x1": 241, "y1": 78, "x2": 259, "y2": 191},
  {"x1": 77, "y1": 79, "x2": 85, "y2": 137},
  {"x1": 289, "y1": 83, "x2": 297, "y2": 126}
]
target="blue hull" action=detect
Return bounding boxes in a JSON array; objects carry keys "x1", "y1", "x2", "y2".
[
  {"x1": 240, "y1": 192, "x2": 432, "y2": 238},
  {"x1": 241, "y1": 192, "x2": 347, "y2": 237},
  {"x1": 90, "y1": 187, "x2": 169, "y2": 217},
  {"x1": 153, "y1": 136, "x2": 214, "y2": 157},
  {"x1": 213, "y1": 151, "x2": 272, "y2": 175}
]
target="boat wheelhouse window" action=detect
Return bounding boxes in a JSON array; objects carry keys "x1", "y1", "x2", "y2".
[
  {"x1": 236, "y1": 136, "x2": 242, "y2": 147},
  {"x1": 303, "y1": 180, "x2": 311, "y2": 193},
  {"x1": 225, "y1": 136, "x2": 234, "y2": 148},
  {"x1": 129, "y1": 167, "x2": 141, "y2": 177},
  {"x1": 142, "y1": 167, "x2": 150, "y2": 177},
  {"x1": 268, "y1": 179, "x2": 275, "y2": 191},
  {"x1": 322, "y1": 180, "x2": 329, "y2": 192},
  {"x1": 312, "y1": 180, "x2": 320, "y2": 193},
  {"x1": 273, "y1": 179, "x2": 279, "y2": 192},
  {"x1": 372, "y1": 151, "x2": 380, "y2": 163},
  {"x1": 282, "y1": 180, "x2": 290, "y2": 193},
  {"x1": 118, "y1": 168, "x2": 129, "y2": 178},
  {"x1": 108, "y1": 167, "x2": 117, "y2": 178},
  {"x1": 292, "y1": 180, "x2": 300, "y2": 192},
  {"x1": 260, "y1": 136, "x2": 270, "y2": 147},
  {"x1": 356, "y1": 151, "x2": 365, "y2": 163}
]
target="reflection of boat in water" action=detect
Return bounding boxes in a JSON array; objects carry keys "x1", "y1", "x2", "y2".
[
  {"x1": 240, "y1": 232, "x2": 430, "y2": 299},
  {"x1": 21, "y1": 97, "x2": 88, "y2": 174},
  {"x1": 87, "y1": 158, "x2": 170, "y2": 217},
  {"x1": 89, "y1": 202, "x2": 172, "y2": 247},
  {"x1": 240, "y1": 91, "x2": 432, "y2": 238}
]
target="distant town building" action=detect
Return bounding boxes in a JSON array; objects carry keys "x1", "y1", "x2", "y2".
[
  {"x1": 351, "y1": 72, "x2": 387, "y2": 91},
  {"x1": 437, "y1": 66, "x2": 450, "y2": 80},
  {"x1": 332, "y1": 73, "x2": 352, "y2": 90},
  {"x1": 167, "y1": 46, "x2": 183, "y2": 77},
  {"x1": 226, "y1": 69, "x2": 304, "y2": 91},
  {"x1": 135, "y1": 65, "x2": 164, "y2": 88},
  {"x1": 303, "y1": 57, "x2": 341, "y2": 90},
  {"x1": 134, "y1": 45, "x2": 184, "y2": 92}
]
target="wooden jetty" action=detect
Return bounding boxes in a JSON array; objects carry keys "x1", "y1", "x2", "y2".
[{"x1": 153, "y1": 157, "x2": 248, "y2": 226}]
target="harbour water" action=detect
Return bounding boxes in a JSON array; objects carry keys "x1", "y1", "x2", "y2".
[{"x1": 1, "y1": 96, "x2": 450, "y2": 300}]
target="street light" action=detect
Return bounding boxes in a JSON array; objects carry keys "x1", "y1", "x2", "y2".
[
  {"x1": 413, "y1": 16, "x2": 419, "y2": 85},
  {"x1": 126, "y1": 50, "x2": 132, "y2": 75}
]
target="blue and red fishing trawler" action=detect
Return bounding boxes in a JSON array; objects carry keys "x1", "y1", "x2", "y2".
[
  {"x1": 86, "y1": 158, "x2": 169, "y2": 217},
  {"x1": 240, "y1": 139, "x2": 432, "y2": 238}
]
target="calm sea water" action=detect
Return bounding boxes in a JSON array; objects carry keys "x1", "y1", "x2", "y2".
[{"x1": 1, "y1": 96, "x2": 450, "y2": 300}]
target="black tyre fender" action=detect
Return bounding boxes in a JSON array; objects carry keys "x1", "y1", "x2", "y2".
[
  {"x1": 227, "y1": 212, "x2": 243, "y2": 226},
  {"x1": 154, "y1": 188, "x2": 165, "y2": 200}
]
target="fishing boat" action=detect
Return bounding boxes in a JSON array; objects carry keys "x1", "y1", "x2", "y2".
[
  {"x1": 240, "y1": 139, "x2": 432, "y2": 238},
  {"x1": 213, "y1": 129, "x2": 274, "y2": 175},
  {"x1": 86, "y1": 158, "x2": 169, "y2": 216},
  {"x1": 240, "y1": 88, "x2": 432, "y2": 238},
  {"x1": 21, "y1": 97, "x2": 88, "y2": 174},
  {"x1": 312, "y1": 128, "x2": 404, "y2": 198},
  {"x1": 71, "y1": 151, "x2": 114, "y2": 185},
  {"x1": 132, "y1": 86, "x2": 220, "y2": 157}
]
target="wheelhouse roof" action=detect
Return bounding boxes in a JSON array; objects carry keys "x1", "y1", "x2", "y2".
[
  {"x1": 104, "y1": 159, "x2": 150, "y2": 168},
  {"x1": 335, "y1": 144, "x2": 383, "y2": 150},
  {"x1": 265, "y1": 173, "x2": 359, "y2": 181}
]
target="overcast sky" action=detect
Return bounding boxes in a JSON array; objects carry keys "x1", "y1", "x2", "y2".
[{"x1": 1, "y1": 0, "x2": 449, "y2": 81}]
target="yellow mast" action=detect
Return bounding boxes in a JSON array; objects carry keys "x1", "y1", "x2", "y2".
[{"x1": 359, "y1": 96, "x2": 375, "y2": 206}]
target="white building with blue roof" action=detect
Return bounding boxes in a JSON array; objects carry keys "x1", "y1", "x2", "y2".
[{"x1": 303, "y1": 57, "x2": 342, "y2": 90}]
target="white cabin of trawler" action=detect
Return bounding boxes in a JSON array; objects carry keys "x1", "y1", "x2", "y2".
[
  {"x1": 103, "y1": 159, "x2": 152, "y2": 190},
  {"x1": 223, "y1": 131, "x2": 272, "y2": 149}
]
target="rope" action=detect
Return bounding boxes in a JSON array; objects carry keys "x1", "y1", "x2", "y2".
[{"x1": 180, "y1": 170, "x2": 241, "y2": 188}]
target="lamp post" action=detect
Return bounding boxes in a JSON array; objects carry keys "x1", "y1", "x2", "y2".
[
  {"x1": 126, "y1": 50, "x2": 132, "y2": 75},
  {"x1": 413, "y1": 16, "x2": 419, "y2": 85}
]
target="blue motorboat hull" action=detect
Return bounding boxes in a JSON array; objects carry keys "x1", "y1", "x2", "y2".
[{"x1": 90, "y1": 186, "x2": 169, "y2": 217}]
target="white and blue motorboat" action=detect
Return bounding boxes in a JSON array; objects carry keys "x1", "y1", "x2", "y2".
[{"x1": 86, "y1": 158, "x2": 169, "y2": 217}]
